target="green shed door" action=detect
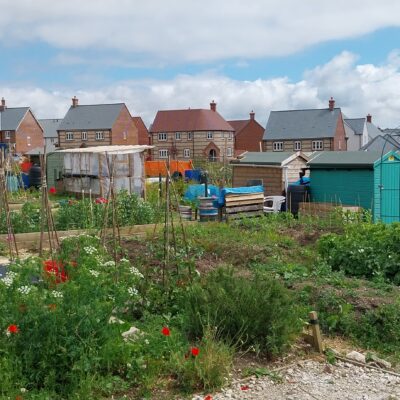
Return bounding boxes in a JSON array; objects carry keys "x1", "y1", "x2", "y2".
[{"x1": 376, "y1": 157, "x2": 400, "y2": 223}]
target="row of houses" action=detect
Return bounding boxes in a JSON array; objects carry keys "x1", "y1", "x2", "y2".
[{"x1": 0, "y1": 95, "x2": 396, "y2": 160}]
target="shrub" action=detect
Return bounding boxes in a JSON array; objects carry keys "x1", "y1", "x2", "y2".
[
  {"x1": 318, "y1": 222, "x2": 400, "y2": 283},
  {"x1": 180, "y1": 268, "x2": 302, "y2": 357}
]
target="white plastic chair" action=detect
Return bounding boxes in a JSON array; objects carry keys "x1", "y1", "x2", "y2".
[{"x1": 263, "y1": 196, "x2": 285, "y2": 213}]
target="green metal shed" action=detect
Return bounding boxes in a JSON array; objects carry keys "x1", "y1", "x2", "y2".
[
  {"x1": 308, "y1": 151, "x2": 400, "y2": 222},
  {"x1": 374, "y1": 151, "x2": 400, "y2": 223},
  {"x1": 46, "y1": 152, "x2": 64, "y2": 189}
]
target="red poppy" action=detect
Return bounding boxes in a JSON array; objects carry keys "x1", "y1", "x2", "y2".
[
  {"x1": 7, "y1": 324, "x2": 19, "y2": 334},
  {"x1": 161, "y1": 326, "x2": 170, "y2": 336},
  {"x1": 48, "y1": 303, "x2": 57, "y2": 311},
  {"x1": 49, "y1": 187, "x2": 57, "y2": 194},
  {"x1": 240, "y1": 385, "x2": 250, "y2": 391},
  {"x1": 43, "y1": 260, "x2": 68, "y2": 284},
  {"x1": 204, "y1": 396, "x2": 212, "y2": 400},
  {"x1": 191, "y1": 347, "x2": 200, "y2": 357}
]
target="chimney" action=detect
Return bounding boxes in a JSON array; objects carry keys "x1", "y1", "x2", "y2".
[
  {"x1": 328, "y1": 97, "x2": 335, "y2": 111},
  {"x1": 210, "y1": 100, "x2": 216, "y2": 112},
  {"x1": 72, "y1": 96, "x2": 79, "y2": 107},
  {"x1": 366, "y1": 114, "x2": 372, "y2": 123},
  {"x1": 249, "y1": 110, "x2": 255, "y2": 120},
  {"x1": 0, "y1": 97, "x2": 6, "y2": 112}
]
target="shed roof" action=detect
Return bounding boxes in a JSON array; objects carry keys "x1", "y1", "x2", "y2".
[
  {"x1": 150, "y1": 109, "x2": 233, "y2": 133},
  {"x1": 0, "y1": 107, "x2": 29, "y2": 130},
  {"x1": 263, "y1": 108, "x2": 341, "y2": 140},
  {"x1": 39, "y1": 118, "x2": 62, "y2": 138},
  {"x1": 308, "y1": 151, "x2": 382, "y2": 168},
  {"x1": 58, "y1": 103, "x2": 125, "y2": 131},
  {"x1": 231, "y1": 151, "x2": 308, "y2": 166}
]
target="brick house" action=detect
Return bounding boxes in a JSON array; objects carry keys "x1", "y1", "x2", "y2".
[
  {"x1": 149, "y1": 101, "x2": 235, "y2": 162},
  {"x1": 57, "y1": 97, "x2": 138, "y2": 149},
  {"x1": 0, "y1": 97, "x2": 44, "y2": 154},
  {"x1": 263, "y1": 98, "x2": 347, "y2": 153},
  {"x1": 132, "y1": 116, "x2": 150, "y2": 145},
  {"x1": 228, "y1": 111, "x2": 265, "y2": 154}
]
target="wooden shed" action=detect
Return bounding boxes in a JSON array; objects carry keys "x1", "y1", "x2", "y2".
[
  {"x1": 231, "y1": 152, "x2": 309, "y2": 195},
  {"x1": 308, "y1": 151, "x2": 400, "y2": 223}
]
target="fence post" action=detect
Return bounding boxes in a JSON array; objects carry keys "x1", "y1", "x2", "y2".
[{"x1": 309, "y1": 311, "x2": 323, "y2": 353}]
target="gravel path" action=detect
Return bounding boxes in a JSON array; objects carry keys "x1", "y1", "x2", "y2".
[{"x1": 192, "y1": 360, "x2": 400, "y2": 400}]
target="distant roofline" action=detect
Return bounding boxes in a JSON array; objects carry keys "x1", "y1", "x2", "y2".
[
  {"x1": 68, "y1": 103, "x2": 125, "y2": 107},
  {"x1": 0, "y1": 106, "x2": 30, "y2": 111},
  {"x1": 270, "y1": 107, "x2": 341, "y2": 113}
]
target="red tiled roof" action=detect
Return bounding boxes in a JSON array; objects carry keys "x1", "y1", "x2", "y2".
[
  {"x1": 132, "y1": 116, "x2": 149, "y2": 145},
  {"x1": 150, "y1": 109, "x2": 234, "y2": 133},
  {"x1": 227, "y1": 119, "x2": 249, "y2": 135}
]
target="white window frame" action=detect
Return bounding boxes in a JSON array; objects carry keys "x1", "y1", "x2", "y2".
[
  {"x1": 187, "y1": 132, "x2": 193, "y2": 140},
  {"x1": 273, "y1": 141, "x2": 283, "y2": 151},
  {"x1": 183, "y1": 148, "x2": 190, "y2": 158},
  {"x1": 312, "y1": 140, "x2": 323, "y2": 151},
  {"x1": 175, "y1": 132, "x2": 181, "y2": 140},
  {"x1": 95, "y1": 131, "x2": 104, "y2": 141},
  {"x1": 226, "y1": 147, "x2": 233, "y2": 157},
  {"x1": 294, "y1": 141, "x2": 301, "y2": 151},
  {"x1": 123, "y1": 131, "x2": 127, "y2": 140},
  {"x1": 66, "y1": 132, "x2": 74, "y2": 141},
  {"x1": 158, "y1": 132, "x2": 167, "y2": 141},
  {"x1": 207, "y1": 131, "x2": 213, "y2": 139},
  {"x1": 4, "y1": 131, "x2": 10, "y2": 139},
  {"x1": 81, "y1": 131, "x2": 88, "y2": 141},
  {"x1": 228, "y1": 132, "x2": 233, "y2": 140},
  {"x1": 27, "y1": 136, "x2": 31, "y2": 146},
  {"x1": 159, "y1": 149, "x2": 169, "y2": 158}
]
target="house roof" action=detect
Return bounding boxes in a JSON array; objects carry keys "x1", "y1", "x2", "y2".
[
  {"x1": 231, "y1": 151, "x2": 308, "y2": 166},
  {"x1": 0, "y1": 107, "x2": 29, "y2": 130},
  {"x1": 58, "y1": 103, "x2": 125, "y2": 131},
  {"x1": 39, "y1": 119, "x2": 62, "y2": 138},
  {"x1": 365, "y1": 121, "x2": 382, "y2": 139},
  {"x1": 263, "y1": 108, "x2": 341, "y2": 140},
  {"x1": 150, "y1": 109, "x2": 234, "y2": 133},
  {"x1": 132, "y1": 116, "x2": 149, "y2": 145},
  {"x1": 344, "y1": 118, "x2": 364, "y2": 135},
  {"x1": 227, "y1": 120, "x2": 248, "y2": 135},
  {"x1": 308, "y1": 151, "x2": 382, "y2": 168},
  {"x1": 360, "y1": 134, "x2": 400, "y2": 152}
]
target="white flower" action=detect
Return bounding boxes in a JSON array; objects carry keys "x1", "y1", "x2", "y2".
[
  {"x1": 128, "y1": 287, "x2": 139, "y2": 297},
  {"x1": 20, "y1": 388, "x2": 27, "y2": 393},
  {"x1": 120, "y1": 258, "x2": 129, "y2": 263},
  {"x1": 89, "y1": 269, "x2": 100, "y2": 278},
  {"x1": 358, "y1": 248, "x2": 365, "y2": 253},
  {"x1": 51, "y1": 290, "x2": 63, "y2": 298},
  {"x1": 17, "y1": 285, "x2": 31, "y2": 295},
  {"x1": 129, "y1": 266, "x2": 144, "y2": 279},
  {"x1": 102, "y1": 260, "x2": 115, "y2": 267},
  {"x1": 83, "y1": 246, "x2": 97, "y2": 255},
  {"x1": 1, "y1": 271, "x2": 17, "y2": 287},
  {"x1": 144, "y1": 339, "x2": 149, "y2": 345}
]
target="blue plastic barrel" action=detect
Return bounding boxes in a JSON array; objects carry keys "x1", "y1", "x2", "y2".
[
  {"x1": 6, "y1": 175, "x2": 19, "y2": 192},
  {"x1": 21, "y1": 173, "x2": 30, "y2": 189}
]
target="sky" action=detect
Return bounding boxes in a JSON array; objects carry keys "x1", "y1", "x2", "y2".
[{"x1": 1, "y1": 0, "x2": 400, "y2": 129}]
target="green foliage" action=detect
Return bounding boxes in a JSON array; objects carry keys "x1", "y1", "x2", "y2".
[
  {"x1": 318, "y1": 222, "x2": 400, "y2": 283},
  {"x1": 180, "y1": 268, "x2": 302, "y2": 357}
]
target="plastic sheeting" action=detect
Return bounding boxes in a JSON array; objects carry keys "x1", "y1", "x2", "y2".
[{"x1": 218, "y1": 185, "x2": 264, "y2": 206}]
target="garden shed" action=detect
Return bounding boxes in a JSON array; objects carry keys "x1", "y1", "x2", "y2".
[
  {"x1": 59, "y1": 145, "x2": 152, "y2": 197},
  {"x1": 308, "y1": 151, "x2": 400, "y2": 223},
  {"x1": 231, "y1": 152, "x2": 309, "y2": 195}
]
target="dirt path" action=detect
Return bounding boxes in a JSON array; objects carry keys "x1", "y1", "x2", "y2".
[{"x1": 192, "y1": 360, "x2": 400, "y2": 400}]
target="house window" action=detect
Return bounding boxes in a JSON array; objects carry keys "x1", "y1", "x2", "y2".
[
  {"x1": 27, "y1": 136, "x2": 31, "y2": 146},
  {"x1": 183, "y1": 148, "x2": 190, "y2": 158},
  {"x1": 158, "y1": 133, "x2": 167, "y2": 141},
  {"x1": 228, "y1": 132, "x2": 233, "y2": 140},
  {"x1": 187, "y1": 132, "x2": 193, "y2": 140},
  {"x1": 81, "y1": 131, "x2": 88, "y2": 141},
  {"x1": 294, "y1": 141, "x2": 301, "y2": 151},
  {"x1": 175, "y1": 132, "x2": 181, "y2": 140},
  {"x1": 96, "y1": 131, "x2": 104, "y2": 141},
  {"x1": 159, "y1": 149, "x2": 169, "y2": 158},
  {"x1": 226, "y1": 147, "x2": 232, "y2": 157},
  {"x1": 273, "y1": 142, "x2": 283, "y2": 151},
  {"x1": 4, "y1": 131, "x2": 10, "y2": 139},
  {"x1": 66, "y1": 132, "x2": 74, "y2": 141},
  {"x1": 207, "y1": 131, "x2": 213, "y2": 139},
  {"x1": 123, "y1": 131, "x2": 127, "y2": 140},
  {"x1": 312, "y1": 140, "x2": 323, "y2": 151}
]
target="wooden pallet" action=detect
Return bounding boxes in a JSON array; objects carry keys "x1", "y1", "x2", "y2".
[{"x1": 224, "y1": 192, "x2": 264, "y2": 221}]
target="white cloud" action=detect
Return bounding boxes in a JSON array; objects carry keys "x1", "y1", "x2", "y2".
[
  {"x1": 1, "y1": 51, "x2": 400, "y2": 128},
  {"x1": 0, "y1": 0, "x2": 400, "y2": 62}
]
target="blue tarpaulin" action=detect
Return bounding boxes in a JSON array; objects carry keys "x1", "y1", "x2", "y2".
[
  {"x1": 218, "y1": 185, "x2": 264, "y2": 205},
  {"x1": 184, "y1": 184, "x2": 220, "y2": 207}
]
